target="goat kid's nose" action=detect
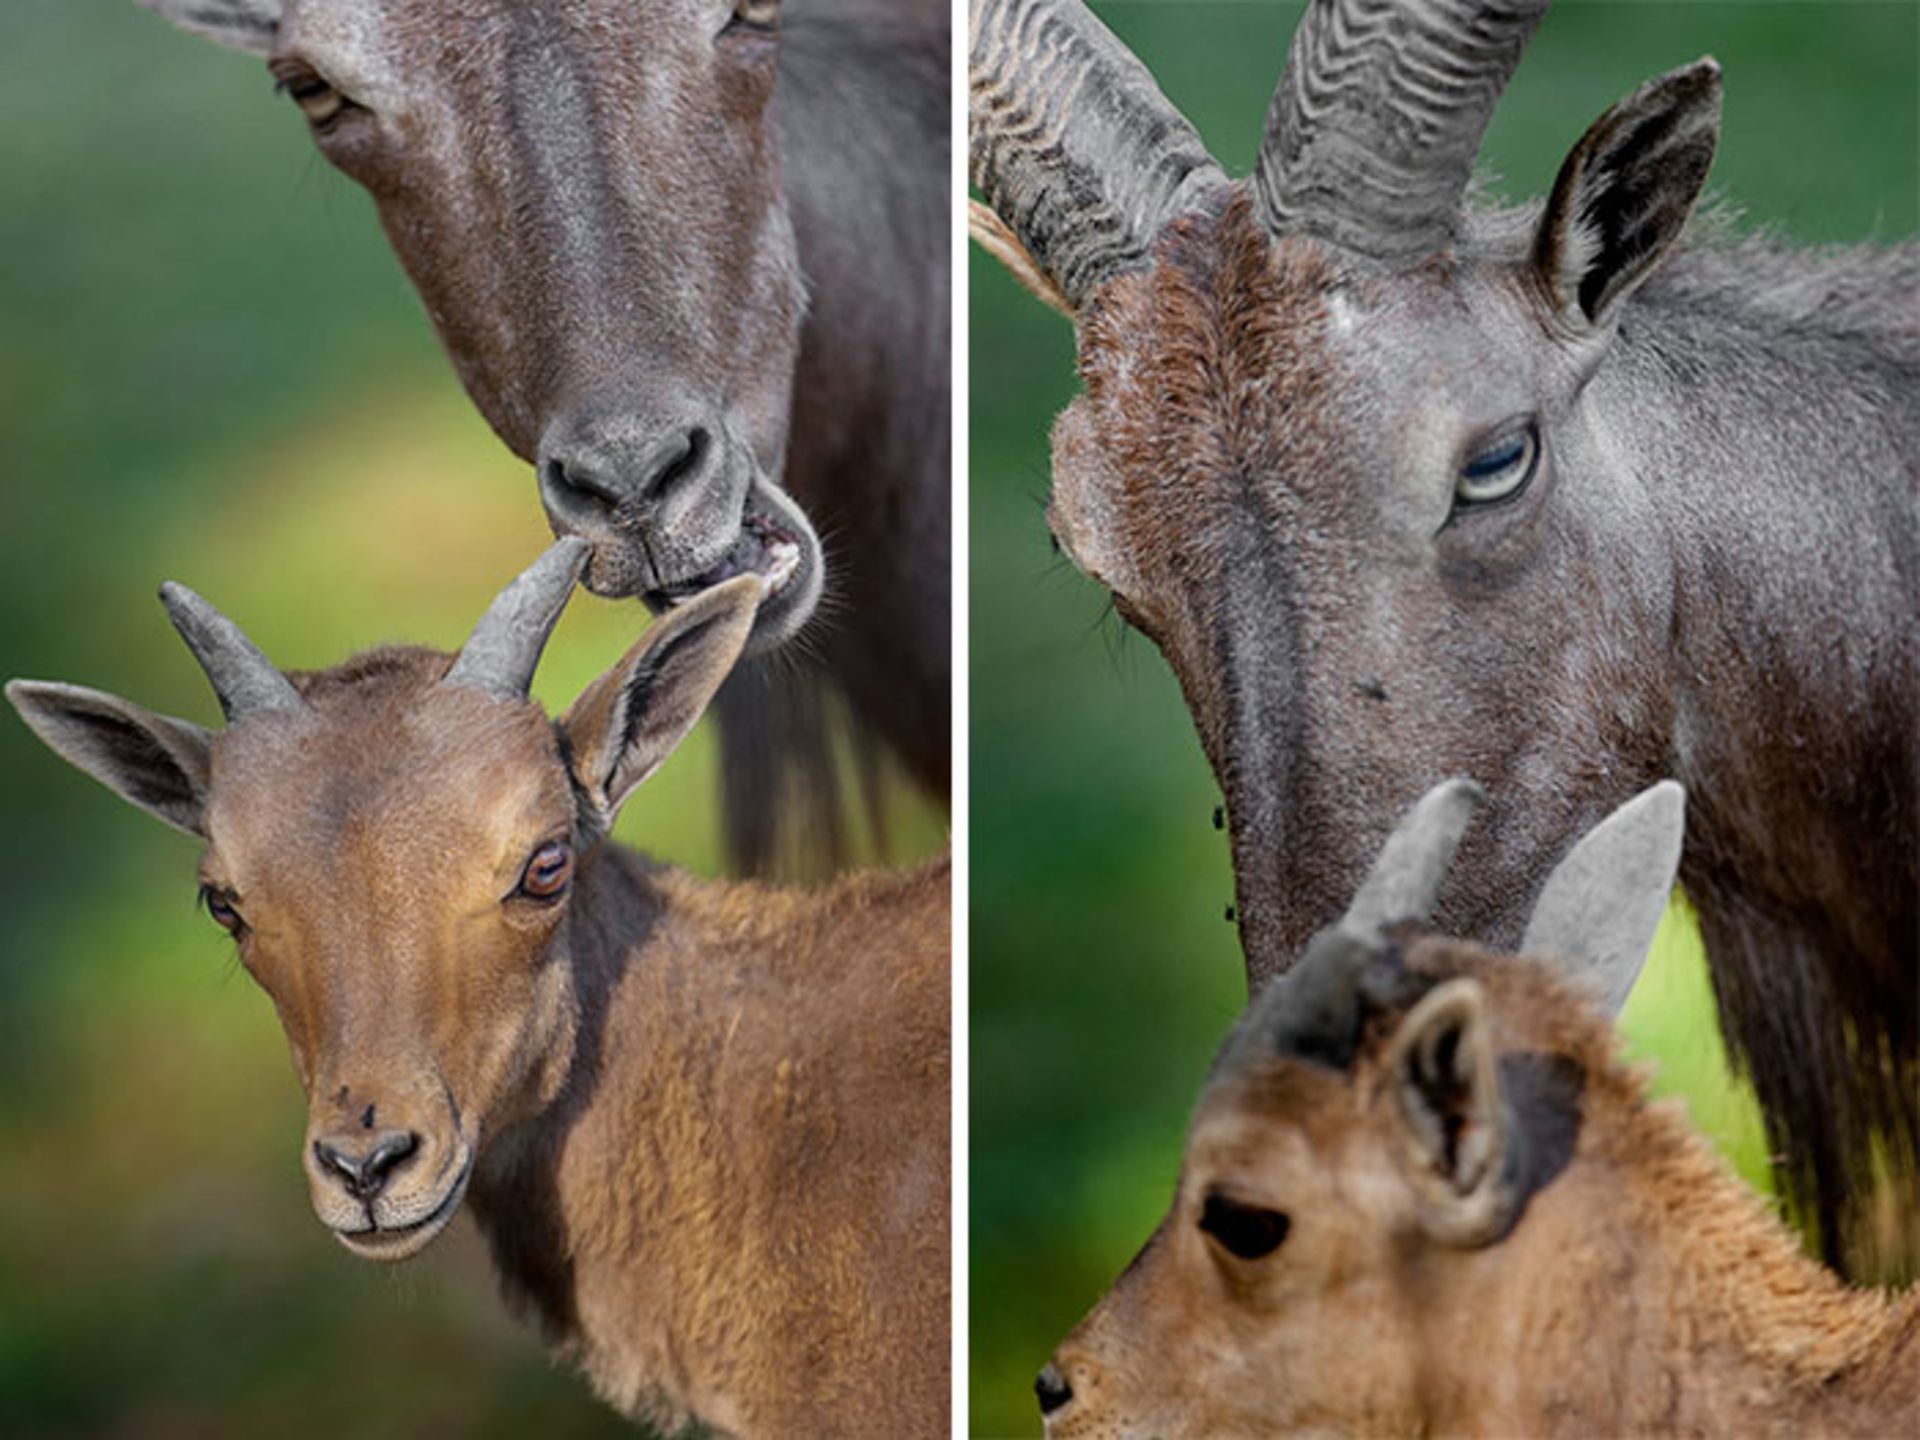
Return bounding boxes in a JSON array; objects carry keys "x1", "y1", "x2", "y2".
[
  {"x1": 312, "y1": 1129, "x2": 420, "y2": 1202},
  {"x1": 539, "y1": 421, "x2": 719, "y2": 521},
  {"x1": 1035, "y1": 1362, "x2": 1074, "y2": 1417}
]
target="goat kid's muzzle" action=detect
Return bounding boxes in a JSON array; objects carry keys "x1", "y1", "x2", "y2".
[{"x1": 302, "y1": 1117, "x2": 475, "y2": 1264}]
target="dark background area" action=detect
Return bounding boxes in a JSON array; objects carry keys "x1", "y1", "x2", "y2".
[
  {"x1": 0, "y1": 3, "x2": 941, "y2": 1435},
  {"x1": 968, "y1": 2, "x2": 1918, "y2": 1435}
]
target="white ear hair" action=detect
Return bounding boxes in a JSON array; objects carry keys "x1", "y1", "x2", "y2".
[
  {"x1": 135, "y1": 0, "x2": 283, "y2": 57},
  {"x1": 1521, "y1": 781, "x2": 1686, "y2": 1016}
]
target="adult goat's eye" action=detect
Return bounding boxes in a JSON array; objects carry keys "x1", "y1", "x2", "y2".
[
  {"x1": 1199, "y1": 1192, "x2": 1291, "y2": 1260},
  {"x1": 1455, "y1": 421, "x2": 1539, "y2": 507},
  {"x1": 725, "y1": 0, "x2": 781, "y2": 34},
  {"x1": 517, "y1": 840, "x2": 574, "y2": 902},
  {"x1": 273, "y1": 65, "x2": 349, "y2": 128},
  {"x1": 200, "y1": 885, "x2": 244, "y2": 935}
]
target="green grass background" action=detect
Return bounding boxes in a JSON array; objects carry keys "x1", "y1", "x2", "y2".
[
  {"x1": 968, "y1": 3, "x2": 1918, "y2": 1435},
  {"x1": 0, "y1": 3, "x2": 942, "y2": 1435}
]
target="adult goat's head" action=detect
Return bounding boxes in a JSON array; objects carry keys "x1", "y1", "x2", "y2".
[
  {"x1": 137, "y1": 0, "x2": 821, "y2": 647},
  {"x1": 8, "y1": 541, "x2": 760, "y2": 1259},
  {"x1": 973, "y1": 0, "x2": 1720, "y2": 972},
  {"x1": 1036, "y1": 778, "x2": 1686, "y2": 1436}
]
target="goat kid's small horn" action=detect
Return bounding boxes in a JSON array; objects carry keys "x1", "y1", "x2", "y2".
[
  {"x1": 970, "y1": 0, "x2": 1226, "y2": 310},
  {"x1": 1258, "y1": 0, "x2": 1550, "y2": 264},
  {"x1": 444, "y1": 537, "x2": 592, "y2": 700},
  {"x1": 159, "y1": 582, "x2": 303, "y2": 722},
  {"x1": 1339, "y1": 777, "x2": 1484, "y2": 940}
]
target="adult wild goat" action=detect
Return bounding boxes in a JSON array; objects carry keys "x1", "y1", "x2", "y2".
[
  {"x1": 132, "y1": 0, "x2": 951, "y2": 871},
  {"x1": 7, "y1": 542, "x2": 950, "y2": 1438},
  {"x1": 1036, "y1": 779, "x2": 1919, "y2": 1438},
  {"x1": 971, "y1": 0, "x2": 1918, "y2": 1269}
]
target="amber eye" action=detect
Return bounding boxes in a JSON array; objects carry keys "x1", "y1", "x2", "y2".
[
  {"x1": 199, "y1": 885, "x2": 244, "y2": 935},
  {"x1": 517, "y1": 841, "x2": 574, "y2": 902},
  {"x1": 1199, "y1": 1192, "x2": 1291, "y2": 1260}
]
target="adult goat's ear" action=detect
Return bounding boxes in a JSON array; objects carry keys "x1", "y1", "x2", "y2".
[
  {"x1": 1383, "y1": 978, "x2": 1513, "y2": 1246},
  {"x1": 1521, "y1": 781, "x2": 1686, "y2": 1017},
  {"x1": 561, "y1": 577, "x2": 760, "y2": 831},
  {"x1": 1531, "y1": 60, "x2": 1721, "y2": 336},
  {"x1": 6, "y1": 680, "x2": 214, "y2": 837},
  {"x1": 135, "y1": 0, "x2": 282, "y2": 56}
]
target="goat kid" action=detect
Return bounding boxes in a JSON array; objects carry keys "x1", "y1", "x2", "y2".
[
  {"x1": 7, "y1": 540, "x2": 950, "y2": 1439},
  {"x1": 1038, "y1": 778, "x2": 1917, "y2": 1438}
]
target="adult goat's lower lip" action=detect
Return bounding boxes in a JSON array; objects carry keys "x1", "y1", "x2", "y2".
[{"x1": 650, "y1": 509, "x2": 804, "y2": 605}]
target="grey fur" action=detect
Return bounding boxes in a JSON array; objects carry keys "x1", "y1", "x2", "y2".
[
  {"x1": 981, "y1": 0, "x2": 1918, "y2": 1271},
  {"x1": 444, "y1": 538, "x2": 591, "y2": 702}
]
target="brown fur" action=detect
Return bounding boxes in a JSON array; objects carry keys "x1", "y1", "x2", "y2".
[
  {"x1": 139, "y1": 645, "x2": 947, "y2": 1437},
  {"x1": 1045, "y1": 940, "x2": 1918, "y2": 1438}
]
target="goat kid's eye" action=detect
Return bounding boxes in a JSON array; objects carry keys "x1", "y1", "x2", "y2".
[
  {"x1": 1199, "y1": 1192, "x2": 1291, "y2": 1260},
  {"x1": 517, "y1": 841, "x2": 574, "y2": 902},
  {"x1": 1454, "y1": 421, "x2": 1540, "y2": 508},
  {"x1": 199, "y1": 885, "x2": 244, "y2": 935}
]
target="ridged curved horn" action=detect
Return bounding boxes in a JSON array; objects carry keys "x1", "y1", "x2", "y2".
[
  {"x1": 1340, "y1": 777, "x2": 1484, "y2": 939},
  {"x1": 158, "y1": 582, "x2": 303, "y2": 722},
  {"x1": 444, "y1": 538, "x2": 591, "y2": 700},
  {"x1": 1257, "y1": 0, "x2": 1549, "y2": 264},
  {"x1": 970, "y1": 0, "x2": 1227, "y2": 309}
]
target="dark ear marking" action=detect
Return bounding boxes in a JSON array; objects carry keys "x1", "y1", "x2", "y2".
[
  {"x1": 1534, "y1": 59, "x2": 1722, "y2": 331},
  {"x1": 1495, "y1": 1051, "x2": 1584, "y2": 1220},
  {"x1": 6, "y1": 680, "x2": 214, "y2": 838}
]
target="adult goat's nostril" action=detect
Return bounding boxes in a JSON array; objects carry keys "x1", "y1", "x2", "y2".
[
  {"x1": 542, "y1": 455, "x2": 620, "y2": 516},
  {"x1": 1034, "y1": 1362, "x2": 1074, "y2": 1416},
  {"x1": 313, "y1": 1129, "x2": 420, "y2": 1202},
  {"x1": 653, "y1": 426, "x2": 708, "y2": 494}
]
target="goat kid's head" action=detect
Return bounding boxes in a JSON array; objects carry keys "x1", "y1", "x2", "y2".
[
  {"x1": 8, "y1": 540, "x2": 759, "y2": 1260},
  {"x1": 138, "y1": 0, "x2": 820, "y2": 647},
  {"x1": 1035, "y1": 777, "x2": 1685, "y2": 1437},
  {"x1": 974, "y1": 0, "x2": 1720, "y2": 966}
]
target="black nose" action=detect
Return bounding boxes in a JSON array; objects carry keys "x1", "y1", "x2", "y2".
[
  {"x1": 312, "y1": 1130, "x2": 419, "y2": 1202},
  {"x1": 539, "y1": 421, "x2": 718, "y2": 521},
  {"x1": 1035, "y1": 1362, "x2": 1073, "y2": 1416}
]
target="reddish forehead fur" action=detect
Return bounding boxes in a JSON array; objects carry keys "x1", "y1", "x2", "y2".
[{"x1": 1075, "y1": 190, "x2": 1354, "y2": 539}]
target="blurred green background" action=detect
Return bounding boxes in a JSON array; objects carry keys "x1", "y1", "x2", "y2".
[
  {"x1": 969, "y1": 2, "x2": 1917, "y2": 1435},
  {"x1": 0, "y1": 3, "x2": 942, "y2": 1435}
]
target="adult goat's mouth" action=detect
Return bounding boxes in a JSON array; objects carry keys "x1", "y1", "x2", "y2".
[
  {"x1": 651, "y1": 506, "x2": 801, "y2": 602},
  {"x1": 642, "y1": 483, "x2": 823, "y2": 652}
]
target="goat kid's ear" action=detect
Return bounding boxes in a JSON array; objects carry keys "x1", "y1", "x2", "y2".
[
  {"x1": 1531, "y1": 59, "x2": 1721, "y2": 338},
  {"x1": 134, "y1": 0, "x2": 281, "y2": 57},
  {"x1": 1383, "y1": 978, "x2": 1511, "y2": 1245},
  {"x1": 561, "y1": 577, "x2": 761, "y2": 826},
  {"x1": 1521, "y1": 781, "x2": 1686, "y2": 1017},
  {"x1": 6, "y1": 680, "x2": 213, "y2": 838}
]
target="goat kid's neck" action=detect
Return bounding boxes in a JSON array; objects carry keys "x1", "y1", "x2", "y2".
[{"x1": 1428, "y1": 1091, "x2": 1918, "y2": 1436}]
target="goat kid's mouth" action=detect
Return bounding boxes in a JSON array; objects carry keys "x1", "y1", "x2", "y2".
[{"x1": 328, "y1": 1150, "x2": 474, "y2": 1264}]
